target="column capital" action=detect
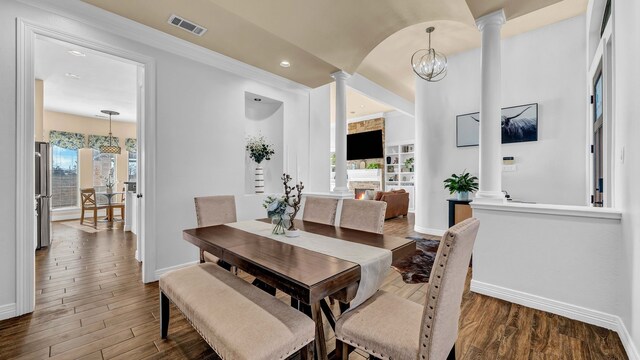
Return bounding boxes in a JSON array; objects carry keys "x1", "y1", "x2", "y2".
[
  {"x1": 475, "y1": 9, "x2": 506, "y2": 31},
  {"x1": 330, "y1": 70, "x2": 351, "y2": 81}
]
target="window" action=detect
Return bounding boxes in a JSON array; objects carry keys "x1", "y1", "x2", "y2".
[
  {"x1": 51, "y1": 145, "x2": 79, "y2": 209},
  {"x1": 92, "y1": 150, "x2": 116, "y2": 193},
  {"x1": 128, "y1": 151, "x2": 137, "y2": 182}
]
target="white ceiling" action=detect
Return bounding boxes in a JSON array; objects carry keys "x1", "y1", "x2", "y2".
[{"x1": 34, "y1": 37, "x2": 138, "y2": 122}]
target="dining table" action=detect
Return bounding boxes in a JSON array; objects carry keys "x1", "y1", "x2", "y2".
[
  {"x1": 95, "y1": 191, "x2": 124, "y2": 223},
  {"x1": 182, "y1": 218, "x2": 416, "y2": 360}
]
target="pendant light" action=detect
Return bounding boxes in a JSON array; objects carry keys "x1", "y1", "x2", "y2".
[
  {"x1": 411, "y1": 27, "x2": 448, "y2": 82},
  {"x1": 99, "y1": 110, "x2": 121, "y2": 154}
]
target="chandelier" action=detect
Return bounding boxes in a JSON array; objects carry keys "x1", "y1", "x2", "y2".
[
  {"x1": 411, "y1": 27, "x2": 448, "y2": 82},
  {"x1": 99, "y1": 110, "x2": 121, "y2": 154}
]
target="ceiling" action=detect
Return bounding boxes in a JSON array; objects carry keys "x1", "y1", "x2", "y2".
[
  {"x1": 35, "y1": 37, "x2": 138, "y2": 122},
  {"x1": 81, "y1": 0, "x2": 586, "y2": 100}
]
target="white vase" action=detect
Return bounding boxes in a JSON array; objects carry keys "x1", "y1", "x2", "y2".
[
  {"x1": 255, "y1": 165, "x2": 264, "y2": 194},
  {"x1": 457, "y1": 191, "x2": 469, "y2": 201},
  {"x1": 284, "y1": 229, "x2": 300, "y2": 238}
]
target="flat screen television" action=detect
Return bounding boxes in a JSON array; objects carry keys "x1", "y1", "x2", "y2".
[{"x1": 347, "y1": 130, "x2": 383, "y2": 160}]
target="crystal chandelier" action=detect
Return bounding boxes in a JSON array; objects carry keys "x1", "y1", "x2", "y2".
[
  {"x1": 411, "y1": 27, "x2": 448, "y2": 82},
  {"x1": 99, "y1": 110, "x2": 121, "y2": 154}
]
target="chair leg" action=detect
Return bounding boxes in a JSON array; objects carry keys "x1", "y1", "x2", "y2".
[
  {"x1": 93, "y1": 209, "x2": 97, "y2": 227},
  {"x1": 160, "y1": 291, "x2": 170, "y2": 339},
  {"x1": 199, "y1": 249, "x2": 205, "y2": 263},
  {"x1": 447, "y1": 344, "x2": 456, "y2": 360},
  {"x1": 299, "y1": 342, "x2": 314, "y2": 360},
  {"x1": 335, "y1": 339, "x2": 349, "y2": 360},
  {"x1": 80, "y1": 208, "x2": 84, "y2": 225}
]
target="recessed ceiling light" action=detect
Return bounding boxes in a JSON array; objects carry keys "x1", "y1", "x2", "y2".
[
  {"x1": 68, "y1": 50, "x2": 86, "y2": 57},
  {"x1": 254, "y1": 98, "x2": 262, "y2": 102},
  {"x1": 280, "y1": 60, "x2": 291, "y2": 68},
  {"x1": 360, "y1": 105, "x2": 365, "y2": 108},
  {"x1": 65, "y1": 73, "x2": 80, "y2": 80}
]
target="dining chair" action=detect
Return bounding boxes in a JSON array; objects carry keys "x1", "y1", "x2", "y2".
[
  {"x1": 194, "y1": 195, "x2": 237, "y2": 263},
  {"x1": 80, "y1": 188, "x2": 108, "y2": 227},
  {"x1": 334, "y1": 218, "x2": 480, "y2": 360},
  {"x1": 302, "y1": 196, "x2": 339, "y2": 225},
  {"x1": 108, "y1": 187, "x2": 126, "y2": 222},
  {"x1": 339, "y1": 199, "x2": 387, "y2": 234}
]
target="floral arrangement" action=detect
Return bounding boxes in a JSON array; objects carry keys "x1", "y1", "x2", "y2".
[
  {"x1": 262, "y1": 173, "x2": 304, "y2": 234},
  {"x1": 101, "y1": 168, "x2": 117, "y2": 190},
  {"x1": 246, "y1": 135, "x2": 275, "y2": 164}
]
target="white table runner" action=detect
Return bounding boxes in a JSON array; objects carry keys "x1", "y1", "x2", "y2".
[{"x1": 227, "y1": 220, "x2": 392, "y2": 310}]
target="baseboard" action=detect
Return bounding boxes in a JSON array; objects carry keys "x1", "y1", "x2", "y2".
[
  {"x1": 616, "y1": 317, "x2": 640, "y2": 360},
  {"x1": 0, "y1": 303, "x2": 17, "y2": 321},
  {"x1": 413, "y1": 225, "x2": 445, "y2": 236},
  {"x1": 153, "y1": 261, "x2": 199, "y2": 280},
  {"x1": 470, "y1": 280, "x2": 619, "y2": 330},
  {"x1": 124, "y1": 224, "x2": 131, "y2": 232}
]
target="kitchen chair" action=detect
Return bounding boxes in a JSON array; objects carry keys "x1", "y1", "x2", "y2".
[
  {"x1": 334, "y1": 218, "x2": 480, "y2": 360},
  {"x1": 339, "y1": 199, "x2": 387, "y2": 234},
  {"x1": 302, "y1": 196, "x2": 339, "y2": 225},
  {"x1": 108, "y1": 187, "x2": 126, "y2": 222},
  {"x1": 194, "y1": 195, "x2": 237, "y2": 264},
  {"x1": 80, "y1": 188, "x2": 108, "y2": 227}
]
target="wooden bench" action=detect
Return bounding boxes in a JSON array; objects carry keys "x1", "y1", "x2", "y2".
[{"x1": 160, "y1": 263, "x2": 315, "y2": 360}]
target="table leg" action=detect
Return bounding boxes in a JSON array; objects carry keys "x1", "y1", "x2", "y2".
[{"x1": 311, "y1": 302, "x2": 328, "y2": 360}]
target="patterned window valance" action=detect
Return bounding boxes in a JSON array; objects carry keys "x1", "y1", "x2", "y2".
[
  {"x1": 125, "y1": 138, "x2": 137, "y2": 153},
  {"x1": 49, "y1": 130, "x2": 85, "y2": 150},
  {"x1": 88, "y1": 135, "x2": 120, "y2": 151}
]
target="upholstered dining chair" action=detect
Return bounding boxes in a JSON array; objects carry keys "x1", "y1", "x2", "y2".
[
  {"x1": 335, "y1": 218, "x2": 480, "y2": 360},
  {"x1": 302, "y1": 196, "x2": 340, "y2": 225},
  {"x1": 194, "y1": 195, "x2": 237, "y2": 264},
  {"x1": 339, "y1": 199, "x2": 387, "y2": 234},
  {"x1": 80, "y1": 188, "x2": 108, "y2": 227}
]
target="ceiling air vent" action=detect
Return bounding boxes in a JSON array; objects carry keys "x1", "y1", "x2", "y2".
[{"x1": 167, "y1": 14, "x2": 207, "y2": 36}]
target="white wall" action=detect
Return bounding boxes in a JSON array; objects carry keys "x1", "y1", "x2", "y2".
[
  {"x1": 384, "y1": 110, "x2": 415, "y2": 144},
  {"x1": 415, "y1": 15, "x2": 588, "y2": 232},
  {"x1": 307, "y1": 84, "x2": 331, "y2": 192},
  {"x1": 0, "y1": 0, "x2": 311, "y2": 313},
  {"x1": 471, "y1": 204, "x2": 622, "y2": 329},
  {"x1": 611, "y1": 0, "x2": 640, "y2": 357}
]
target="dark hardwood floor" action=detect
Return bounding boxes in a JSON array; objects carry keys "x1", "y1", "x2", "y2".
[{"x1": 0, "y1": 216, "x2": 628, "y2": 359}]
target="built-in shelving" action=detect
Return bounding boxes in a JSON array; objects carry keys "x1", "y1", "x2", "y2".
[{"x1": 385, "y1": 142, "x2": 415, "y2": 211}]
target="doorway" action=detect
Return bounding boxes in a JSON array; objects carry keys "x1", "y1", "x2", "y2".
[{"x1": 16, "y1": 19, "x2": 157, "y2": 316}]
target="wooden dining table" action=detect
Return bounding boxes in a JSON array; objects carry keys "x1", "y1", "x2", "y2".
[{"x1": 182, "y1": 218, "x2": 416, "y2": 360}]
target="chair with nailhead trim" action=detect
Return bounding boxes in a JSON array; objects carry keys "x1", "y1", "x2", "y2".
[{"x1": 334, "y1": 218, "x2": 480, "y2": 360}]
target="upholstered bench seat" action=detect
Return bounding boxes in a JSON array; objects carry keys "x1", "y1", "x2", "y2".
[{"x1": 160, "y1": 263, "x2": 315, "y2": 360}]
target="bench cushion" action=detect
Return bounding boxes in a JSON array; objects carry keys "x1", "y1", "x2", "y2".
[{"x1": 160, "y1": 263, "x2": 314, "y2": 360}]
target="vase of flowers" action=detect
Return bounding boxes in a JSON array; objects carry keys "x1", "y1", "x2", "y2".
[
  {"x1": 264, "y1": 195, "x2": 287, "y2": 235},
  {"x1": 281, "y1": 173, "x2": 304, "y2": 237},
  {"x1": 102, "y1": 168, "x2": 116, "y2": 194},
  {"x1": 246, "y1": 135, "x2": 276, "y2": 194}
]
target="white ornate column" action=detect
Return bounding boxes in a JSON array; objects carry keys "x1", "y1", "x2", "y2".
[
  {"x1": 331, "y1": 70, "x2": 351, "y2": 193},
  {"x1": 474, "y1": 10, "x2": 506, "y2": 203}
]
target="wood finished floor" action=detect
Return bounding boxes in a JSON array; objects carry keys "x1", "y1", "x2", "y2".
[{"x1": 0, "y1": 216, "x2": 628, "y2": 360}]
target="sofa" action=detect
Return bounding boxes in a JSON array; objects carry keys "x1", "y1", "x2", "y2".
[{"x1": 375, "y1": 189, "x2": 410, "y2": 219}]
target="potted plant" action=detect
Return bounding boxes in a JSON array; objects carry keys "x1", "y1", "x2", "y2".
[
  {"x1": 404, "y1": 157, "x2": 414, "y2": 172},
  {"x1": 102, "y1": 168, "x2": 116, "y2": 194},
  {"x1": 443, "y1": 170, "x2": 479, "y2": 200},
  {"x1": 246, "y1": 135, "x2": 275, "y2": 194},
  {"x1": 263, "y1": 195, "x2": 288, "y2": 235}
]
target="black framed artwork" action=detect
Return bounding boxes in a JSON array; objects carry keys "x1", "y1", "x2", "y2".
[{"x1": 456, "y1": 103, "x2": 538, "y2": 147}]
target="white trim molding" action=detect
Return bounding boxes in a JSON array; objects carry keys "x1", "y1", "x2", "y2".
[
  {"x1": 154, "y1": 261, "x2": 199, "y2": 280},
  {"x1": 413, "y1": 225, "x2": 445, "y2": 237},
  {"x1": 0, "y1": 303, "x2": 17, "y2": 321},
  {"x1": 470, "y1": 202, "x2": 622, "y2": 220},
  {"x1": 471, "y1": 280, "x2": 618, "y2": 330},
  {"x1": 471, "y1": 280, "x2": 640, "y2": 360}
]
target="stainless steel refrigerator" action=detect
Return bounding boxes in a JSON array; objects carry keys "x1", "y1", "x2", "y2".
[{"x1": 35, "y1": 141, "x2": 51, "y2": 249}]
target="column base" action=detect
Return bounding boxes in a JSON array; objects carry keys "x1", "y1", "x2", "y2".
[
  {"x1": 473, "y1": 191, "x2": 507, "y2": 204},
  {"x1": 332, "y1": 186, "x2": 351, "y2": 195}
]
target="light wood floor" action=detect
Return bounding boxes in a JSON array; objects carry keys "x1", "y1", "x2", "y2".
[{"x1": 0, "y1": 216, "x2": 628, "y2": 359}]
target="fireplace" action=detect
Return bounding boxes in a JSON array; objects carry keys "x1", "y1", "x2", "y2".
[{"x1": 355, "y1": 188, "x2": 374, "y2": 200}]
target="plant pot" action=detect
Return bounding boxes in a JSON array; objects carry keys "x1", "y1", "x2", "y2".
[
  {"x1": 457, "y1": 191, "x2": 469, "y2": 201},
  {"x1": 255, "y1": 165, "x2": 264, "y2": 194},
  {"x1": 284, "y1": 229, "x2": 300, "y2": 238}
]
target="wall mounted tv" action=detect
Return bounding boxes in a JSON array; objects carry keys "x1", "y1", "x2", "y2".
[{"x1": 347, "y1": 130, "x2": 383, "y2": 160}]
